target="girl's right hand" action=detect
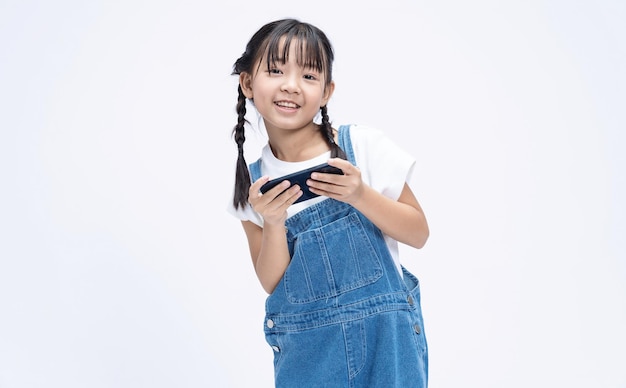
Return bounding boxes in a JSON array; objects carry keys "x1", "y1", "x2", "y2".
[{"x1": 248, "y1": 177, "x2": 302, "y2": 226}]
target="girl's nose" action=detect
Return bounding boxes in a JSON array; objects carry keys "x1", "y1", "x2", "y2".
[{"x1": 280, "y1": 75, "x2": 301, "y2": 94}]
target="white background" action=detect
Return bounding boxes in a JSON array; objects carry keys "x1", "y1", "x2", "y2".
[{"x1": 1, "y1": 1, "x2": 624, "y2": 387}]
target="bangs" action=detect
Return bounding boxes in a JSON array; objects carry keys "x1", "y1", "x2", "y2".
[{"x1": 261, "y1": 23, "x2": 333, "y2": 79}]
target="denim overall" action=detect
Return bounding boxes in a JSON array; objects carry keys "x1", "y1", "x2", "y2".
[{"x1": 249, "y1": 125, "x2": 428, "y2": 388}]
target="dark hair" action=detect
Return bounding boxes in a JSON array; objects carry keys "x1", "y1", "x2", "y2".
[{"x1": 231, "y1": 18, "x2": 346, "y2": 209}]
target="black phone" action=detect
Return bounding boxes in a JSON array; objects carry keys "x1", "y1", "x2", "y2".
[{"x1": 259, "y1": 163, "x2": 344, "y2": 204}]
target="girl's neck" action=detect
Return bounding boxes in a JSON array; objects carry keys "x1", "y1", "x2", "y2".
[{"x1": 267, "y1": 125, "x2": 330, "y2": 162}]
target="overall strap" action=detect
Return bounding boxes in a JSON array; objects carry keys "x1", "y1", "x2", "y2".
[
  {"x1": 249, "y1": 159, "x2": 262, "y2": 182},
  {"x1": 338, "y1": 125, "x2": 356, "y2": 165}
]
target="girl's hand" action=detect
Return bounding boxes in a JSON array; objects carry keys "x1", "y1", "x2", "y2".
[
  {"x1": 307, "y1": 158, "x2": 364, "y2": 205},
  {"x1": 248, "y1": 176, "x2": 302, "y2": 225}
]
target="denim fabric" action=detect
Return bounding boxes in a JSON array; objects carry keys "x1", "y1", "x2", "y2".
[{"x1": 250, "y1": 125, "x2": 428, "y2": 388}]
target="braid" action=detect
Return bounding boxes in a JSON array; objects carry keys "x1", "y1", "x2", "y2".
[
  {"x1": 232, "y1": 85, "x2": 251, "y2": 209},
  {"x1": 320, "y1": 105, "x2": 347, "y2": 159}
]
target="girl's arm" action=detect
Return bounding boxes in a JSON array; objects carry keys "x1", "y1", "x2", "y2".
[
  {"x1": 242, "y1": 177, "x2": 303, "y2": 294},
  {"x1": 308, "y1": 158, "x2": 429, "y2": 249},
  {"x1": 351, "y1": 182, "x2": 429, "y2": 249},
  {"x1": 241, "y1": 220, "x2": 292, "y2": 294}
]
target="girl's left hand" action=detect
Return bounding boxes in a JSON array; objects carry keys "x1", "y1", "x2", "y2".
[{"x1": 307, "y1": 158, "x2": 364, "y2": 205}]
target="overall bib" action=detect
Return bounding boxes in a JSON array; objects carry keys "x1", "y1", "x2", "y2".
[{"x1": 249, "y1": 125, "x2": 428, "y2": 388}]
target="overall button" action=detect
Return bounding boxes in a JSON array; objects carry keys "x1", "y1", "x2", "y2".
[
  {"x1": 266, "y1": 319, "x2": 275, "y2": 329},
  {"x1": 271, "y1": 345, "x2": 280, "y2": 352},
  {"x1": 414, "y1": 324, "x2": 421, "y2": 335},
  {"x1": 407, "y1": 295, "x2": 414, "y2": 306}
]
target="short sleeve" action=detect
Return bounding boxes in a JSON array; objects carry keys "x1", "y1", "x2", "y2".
[
  {"x1": 226, "y1": 189, "x2": 264, "y2": 227},
  {"x1": 349, "y1": 125, "x2": 416, "y2": 200}
]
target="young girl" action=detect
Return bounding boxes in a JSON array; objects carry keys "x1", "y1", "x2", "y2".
[{"x1": 228, "y1": 18, "x2": 429, "y2": 387}]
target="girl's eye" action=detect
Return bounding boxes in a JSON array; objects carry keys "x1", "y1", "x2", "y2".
[
  {"x1": 304, "y1": 74, "x2": 318, "y2": 81},
  {"x1": 268, "y1": 68, "x2": 282, "y2": 75}
]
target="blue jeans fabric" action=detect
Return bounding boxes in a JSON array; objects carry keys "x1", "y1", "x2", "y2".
[{"x1": 249, "y1": 125, "x2": 428, "y2": 387}]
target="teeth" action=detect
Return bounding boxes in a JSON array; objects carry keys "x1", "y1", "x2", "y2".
[{"x1": 276, "y1": 101, "x2": 298, "y2": 108}]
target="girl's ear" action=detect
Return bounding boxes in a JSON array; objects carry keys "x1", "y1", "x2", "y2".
[
  {"x1": 239, "y1": 72, "x2": 254, "y2": 99},
  {"x1": 321, "y1": 81, "x2": 335, "y2": 107}
]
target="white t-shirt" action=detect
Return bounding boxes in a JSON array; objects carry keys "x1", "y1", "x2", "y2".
[{"x1": 227, "y1": 124, "x2": 416, "y2": 275}]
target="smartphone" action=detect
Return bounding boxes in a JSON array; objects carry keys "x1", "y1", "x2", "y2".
[{"x1": 259, "y1": 163, "x2": 344, "y2": 204}]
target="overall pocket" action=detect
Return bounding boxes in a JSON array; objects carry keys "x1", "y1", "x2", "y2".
[{"x1": 284, "y1": 212, "x2": 383, "y2": 303}]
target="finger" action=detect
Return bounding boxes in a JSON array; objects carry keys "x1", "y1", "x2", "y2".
[
  {"x1": 267, "y1": 184, "x2": 302, "y2": 212},
  {"x1": 307, "y1": 180, "x2": 342, "y2": 196},
  {"x1": 327, "y1": 157, "x2": 355, "y2": 173},
  {"x1": 266, "y1": 180, "x2": 292, "y2": 198},
  {"x1": 309, "y1": 172, "x2": 345, "y2": 186},
  {"x1": 283, "y1": 185, "x2": 303, "y2": 206},
  {"x1": 250, "y1": 178, "x2": 290, "y2": 204},
  {"x1": 266, "y1": 182, "x2": 298, "y2": 204},
  {"x1": 249, "y1": 176, "x2": 270, "y2": 195}
]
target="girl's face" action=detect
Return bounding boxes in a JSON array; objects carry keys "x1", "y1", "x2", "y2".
[{"x1": 239, "y1": 39, "x2": 334, "y2": 134}]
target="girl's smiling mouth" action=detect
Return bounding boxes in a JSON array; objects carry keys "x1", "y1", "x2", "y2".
[{"x1": 275, "y1": 100, "x2": 300, "y2": 109}]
